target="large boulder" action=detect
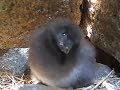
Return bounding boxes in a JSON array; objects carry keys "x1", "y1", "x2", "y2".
[
  {"x1": 89, "y1": 0, "x2": 120, "y2": 62},
  {"x1": 0, "y1": 0, "x2": 82, "y2": 49}
]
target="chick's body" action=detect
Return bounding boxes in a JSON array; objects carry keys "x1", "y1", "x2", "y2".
[{"x1": 28, "y1": 18, "x2": 96, "y2": 88}]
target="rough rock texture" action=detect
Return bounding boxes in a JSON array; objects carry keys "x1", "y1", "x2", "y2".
[
  {"x1": 0, "y1": 48, "x2": 28, "y2": 75},
  {"x1": 94, "y1": 63, "x2": 111, "y2": 83},
  {"x1": 0, "y1": 0, "x2": 82, "y2": 49},
  {"x1": 89, "y1": 0, "x2": 120, "y2": 62}
]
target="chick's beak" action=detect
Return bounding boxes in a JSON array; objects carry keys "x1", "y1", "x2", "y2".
[
  {"x1": 59, "y1": 39, "x2": 73, "y2": 54},
  {"x1": 62, "y1": 46, "x2": 71, "y2": 54}
]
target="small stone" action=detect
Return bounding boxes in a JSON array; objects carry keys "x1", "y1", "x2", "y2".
[
  {"x1": 94, "y1": 63, "x2": 111, "y2": 83},
  {"x1": 0, "y1": 48, "x2": 29, "y2": 75}
]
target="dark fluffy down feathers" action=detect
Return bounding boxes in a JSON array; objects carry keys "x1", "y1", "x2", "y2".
[{"x1": 28, "y1": 18, "x2": 96, "y2": 89}]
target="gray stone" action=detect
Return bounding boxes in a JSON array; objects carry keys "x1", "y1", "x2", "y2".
[
  {"x1": 0, "y1": 48, "x2": 29, "y2": 75},
  {"x1": 94, "y1": 63, "x2": 111, "y2": 83}
]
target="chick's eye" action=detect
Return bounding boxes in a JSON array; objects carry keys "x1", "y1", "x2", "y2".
[
  {"x1": 62, "y1": 33, "x2": 66, "y2": 36},
  {"x1": 57, "y1": 31, "x2": 68, "y2": 41}
]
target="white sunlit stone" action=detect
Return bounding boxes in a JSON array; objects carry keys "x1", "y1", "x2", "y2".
[
  {"x1": 91, "y1": 0, "x2": 97, "y2": 3},
  {"x1": 89, "y1": 6, "x2": 95, "y2": 12},
  {"x1": 87, "y1": 25, "x2": 92, "y2": 38}
]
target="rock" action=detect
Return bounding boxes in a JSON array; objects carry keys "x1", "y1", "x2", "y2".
[
  {"x1": 89, "y1": 0, "x2": 120, "y2": 63},
  {"x1": 96, "y1": 47, "x2": 120, "y2": 73},
  {"x1": 94, "y1": 63, "x2": 111, "y2": 83},
  {"x1": 19, "y1": 84, "x2": 65, "y2": 90},
  {"x1": 0, "y1": 48, "x2": 29, "y2": 75},
  {"x1": 0, "y1": 0, "x2": 82, "y2": 49}
]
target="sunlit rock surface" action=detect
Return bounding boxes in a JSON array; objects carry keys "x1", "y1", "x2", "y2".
[
  {"x1": 88, "y1": 0, "x2": 120, "y2": 63},
  {"x1": 0, "y1": 0, "x2": 82, "y2": 49}
]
